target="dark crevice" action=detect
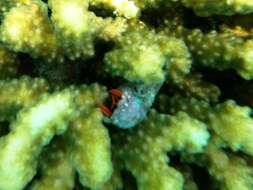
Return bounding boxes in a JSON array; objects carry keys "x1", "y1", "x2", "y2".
[
  {"x1": 34, "y1": 61, "x2": 74, "y2": 85},
  {"x1": 140, "y1": 3, "x2": 217, "y2": 33},
  {"x1": 47, "y1": 6, "x2": 52, "y2": 18},
  {"x1": 181, "y1": 8, "x2": 217, "y2": 33},
  {"x1": 13, "y1": 40, "x2": 126, "y2": 90},
  {"x1": 88, "y1": 5, "x2": 115, "y2": 18},
  {"x1": 189, "y1": 164, "x2": 215, "y2": 190},
  {"x1": 16, "y1": 53, "x2": 36, "y2": 77},
  {"x1": 0, "y1": 121, "x2": 10, "y2": 136},
  {"x1": 221, "y1": 147, "x2": 252, "y2": 159},
  {"x1": 23, "y1": 167, "x2": 42, "y2": 189},
  {"x1": 144, "y1": 78, "x2": 169, "y2": 110},
  {"x1": 75, "y1": 40, "x2": 124, "y2": 88},
  {"x1": 140, "y1": 6, "x2": 172, "y2": 28},
  {"x1": 213, "y1": 14, "x2": 253, "y2": 32},
  {"x1": 198, "y1": 67, "x2": 253, "y2": 107},
  {"x1": 31, "y1": 39, "x2": 125, "y2": 88},
  {"x1": 155, "y1": 81, "x2": 174, "y2": 97},
  {"x1": 138, "y1": 1, "x2": 185, "y2": 29},
  {"x1": 168, "y1": 153, "x2": 216, "y2": 190},
  {"x1": 168, "y1": 152, "x2": 182, "y2": 167},
  {"x1": 73, "y1": 173, "x2": 90, "y2": 190},
  {"x1": 41, "y1": 0, "x2": 52, "y2": 18},
  {"x1": 139, "y1": 4, "x2": 253, "y2": 34},
  {"x1": 121, "y1": 170, "x2": 138, "y2": 190}
]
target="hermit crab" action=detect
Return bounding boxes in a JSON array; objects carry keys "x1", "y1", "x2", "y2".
[
  {"x1": 100, "y1": 89, "x2": 124, "y2": 118},
  {"x1": 100, "y1": 82, "x2": 163, "y2": 129}
]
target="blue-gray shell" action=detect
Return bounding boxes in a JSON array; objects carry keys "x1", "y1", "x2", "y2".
[{"x1": 104, "y1": 82, "x2": 163, "y2": 129}]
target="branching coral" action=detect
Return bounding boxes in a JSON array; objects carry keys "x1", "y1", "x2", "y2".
[
  {"x1": 0, "y1": 76, "x2": 49, "y2": 122},
  {"x1": 111, "y1": 110, "x2": 209, "y2": 190},
  {"x1": 0, "y1": 0, "x2": 58, "y2": 59},
  {"x1": 0, "y1": 89, "x2": 75, "y2": 190},
  {"x1": 180, "y1": 0, "x2": 253, "y2": 16},
  {"x1": 168, "y1": 97, "x2": 253, "y2": 156},
  {"x1": 183, "y1": 28, "x2": 253, "y2": 79},
  {"x1": 0, "y1": 78, "x2": 111, "y2": 189},
  {"x1": 0, "y1": 45, "x2": 19, "y2": 79},
  {"x1": 181, "y1": 139, "x2": 253, "y2": 190},
  {"x1": 68, "y1": 92, "x2": 112, "y2": 188},
  {"x1": 90, "y1": 0, "x2": 140, "y2": 18},
  {"x1": 1, "y1": 0, "x2": 253, "y2": 189},
  {"x1": 104, "y1": 23, "x2": 192, "y2": 84},
  {"x1": 30, "y1": 137, "x2": 75, "y2": 190}
]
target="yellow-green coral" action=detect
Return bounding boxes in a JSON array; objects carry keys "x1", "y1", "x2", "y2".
[
  {"x1": 1, "y1": 0, "x2": 253, "y2": 189},
  {"x1": 184, "y1": 28, "x2": 253, "y2": 79},
  {"x1": 175, "y1": 73, "x2": 221, "y2": 102},
  {"x1": 67, "y1": 85, "x2": 112, "y2": 188},
  {"x1": 96, "y1": 162, "x2": 123, "y2": 190},
  {"x1": 90, "y1": 0, "x2": 140, "y2": 18},
  {"x1": 168, "y1": 96, "x2": 253, "y2": 156},
  {"x1": 0, "y1": 89, "x2": 75, "y2": 190},
  {"x1": 208, "y1": 100, "x2": 253, "y2": 156},
  {"x1": 0, "y1": 0, "x2": 58, "y2": 59},
  {"x1": 0, "y1": 82, "x2": 113, "y2": 190},
  {"x1": 0, "y1": 45, "x2": 18, "y2": 79},
  {"x1": 30, "y1": 137, "x2": 75, "y2": 190},
  {"x1": 49, "y1": 0, "x2": 95, "y2": 60},
  {"x1": 69, "y1": 110, "x2": 112, "y2": 188},
  {"x1": 180, "y1": 0, "x2": 253, "y2": 16},
  {"x1": 0, "y1": 76, "x2": 49, "y2": 122},
  {"x1": 104, "y1": 25, "x2": 191, "y2": 84},
  {"x1": 113, "y1": 110, "x2": 209, "y2": 190},
  {"x1": 200, "y1": 141, "x2": 253, "y2": 190}
]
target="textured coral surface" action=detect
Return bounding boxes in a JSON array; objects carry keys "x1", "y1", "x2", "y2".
[{"x1": 1, "y1": 0, "x2": 253, "y2": 190}]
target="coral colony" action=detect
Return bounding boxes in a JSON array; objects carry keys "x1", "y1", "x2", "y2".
[{"x1": 1, "y1": 0, "x2": 253, "y2": 190}]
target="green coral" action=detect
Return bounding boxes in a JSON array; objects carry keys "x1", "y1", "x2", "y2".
[
  {"x1": 0, "y1": 45, "x2": 19, "y2": 79},
  {"x1": 0, "y1": 0, "x2": 58, "y2": 59},
  {"x1": 48, "y1": 0, "x2": 95, "y2": 60},
  {"x1": 0, "y1": 79, "x2": 111, "y2": 189},
  {"x1": 1, "y1": 0, "x2": 253, "y2": 189},
  {"x1": 208, "y1": 100, "x2": 253, "y2": 156},
  {"x1": 180, "y1": 0, "x2": 253, "y2": 16},
  {"x1": 90, "y1": 0, "x2": 140, "y2": 18},
  {"x1": 204, "y1": 142, "x2": 253, "y2": 190},
  {"x1": 168, "y1": 96, "x2": 253, "y2": 157},
  {"x1": 104, "y1": 24, "x2": 191, "y2": 84},
  {"x1": 174, "y1": 73, "x2": 221, "y2": 102},
  {"x1": 69, "y1": 108, "x2": 112, "y2": 188},
  {"x1": 184, "y1": 28, "x2": 253, "y2": 79},
  {"x1": 0, "y1": 76, "x2": 49, "y2": 122},
  {"x1": 0, "y1": 89, "x2": 75, "y2": 190},
  {"x1": 30, "y1": 137, "x2": 75, "y2": 190},
  {"x1": 113, "y1": 110, "x2": 209, "y2": 190}
]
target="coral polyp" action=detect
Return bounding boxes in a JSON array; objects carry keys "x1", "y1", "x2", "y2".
[{"x1": 1, "y1": 0, "x2": 253, "y2": 189}]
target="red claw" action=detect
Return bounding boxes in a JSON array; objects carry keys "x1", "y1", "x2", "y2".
[
  {"x1": 99, "y1": 89, "x2": 124, "y2": 117},
  {"x1": 109, "y1": 89, "x2": 123, "y2": 98},
  {"x1": 99, "y1": 104, "x2": 113, "y2": 117},
  {"x1": 109, "y1": 89, "x2": 123, "y2": 109}
]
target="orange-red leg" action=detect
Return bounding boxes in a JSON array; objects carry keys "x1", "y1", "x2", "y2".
[
  {"x1": 98, "y1": 89, "x2": 123, "y2": 117},
  {"x1": 110, "y1": 89, "x2": 123, "y2": 109},
  {"x1": 110, "y1": 89, "x2": 123, "y2": 98},
  {"x1": 99, "y1": 104, "x2": 113, "y2": 117},
  {"x1": 111, "y1": 95, "x2": 117, "y2": 110}
]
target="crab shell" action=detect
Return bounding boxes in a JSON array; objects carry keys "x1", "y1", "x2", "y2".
[{"x1": 104, "y1": 82, "x2": 163, "y2": 129}]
